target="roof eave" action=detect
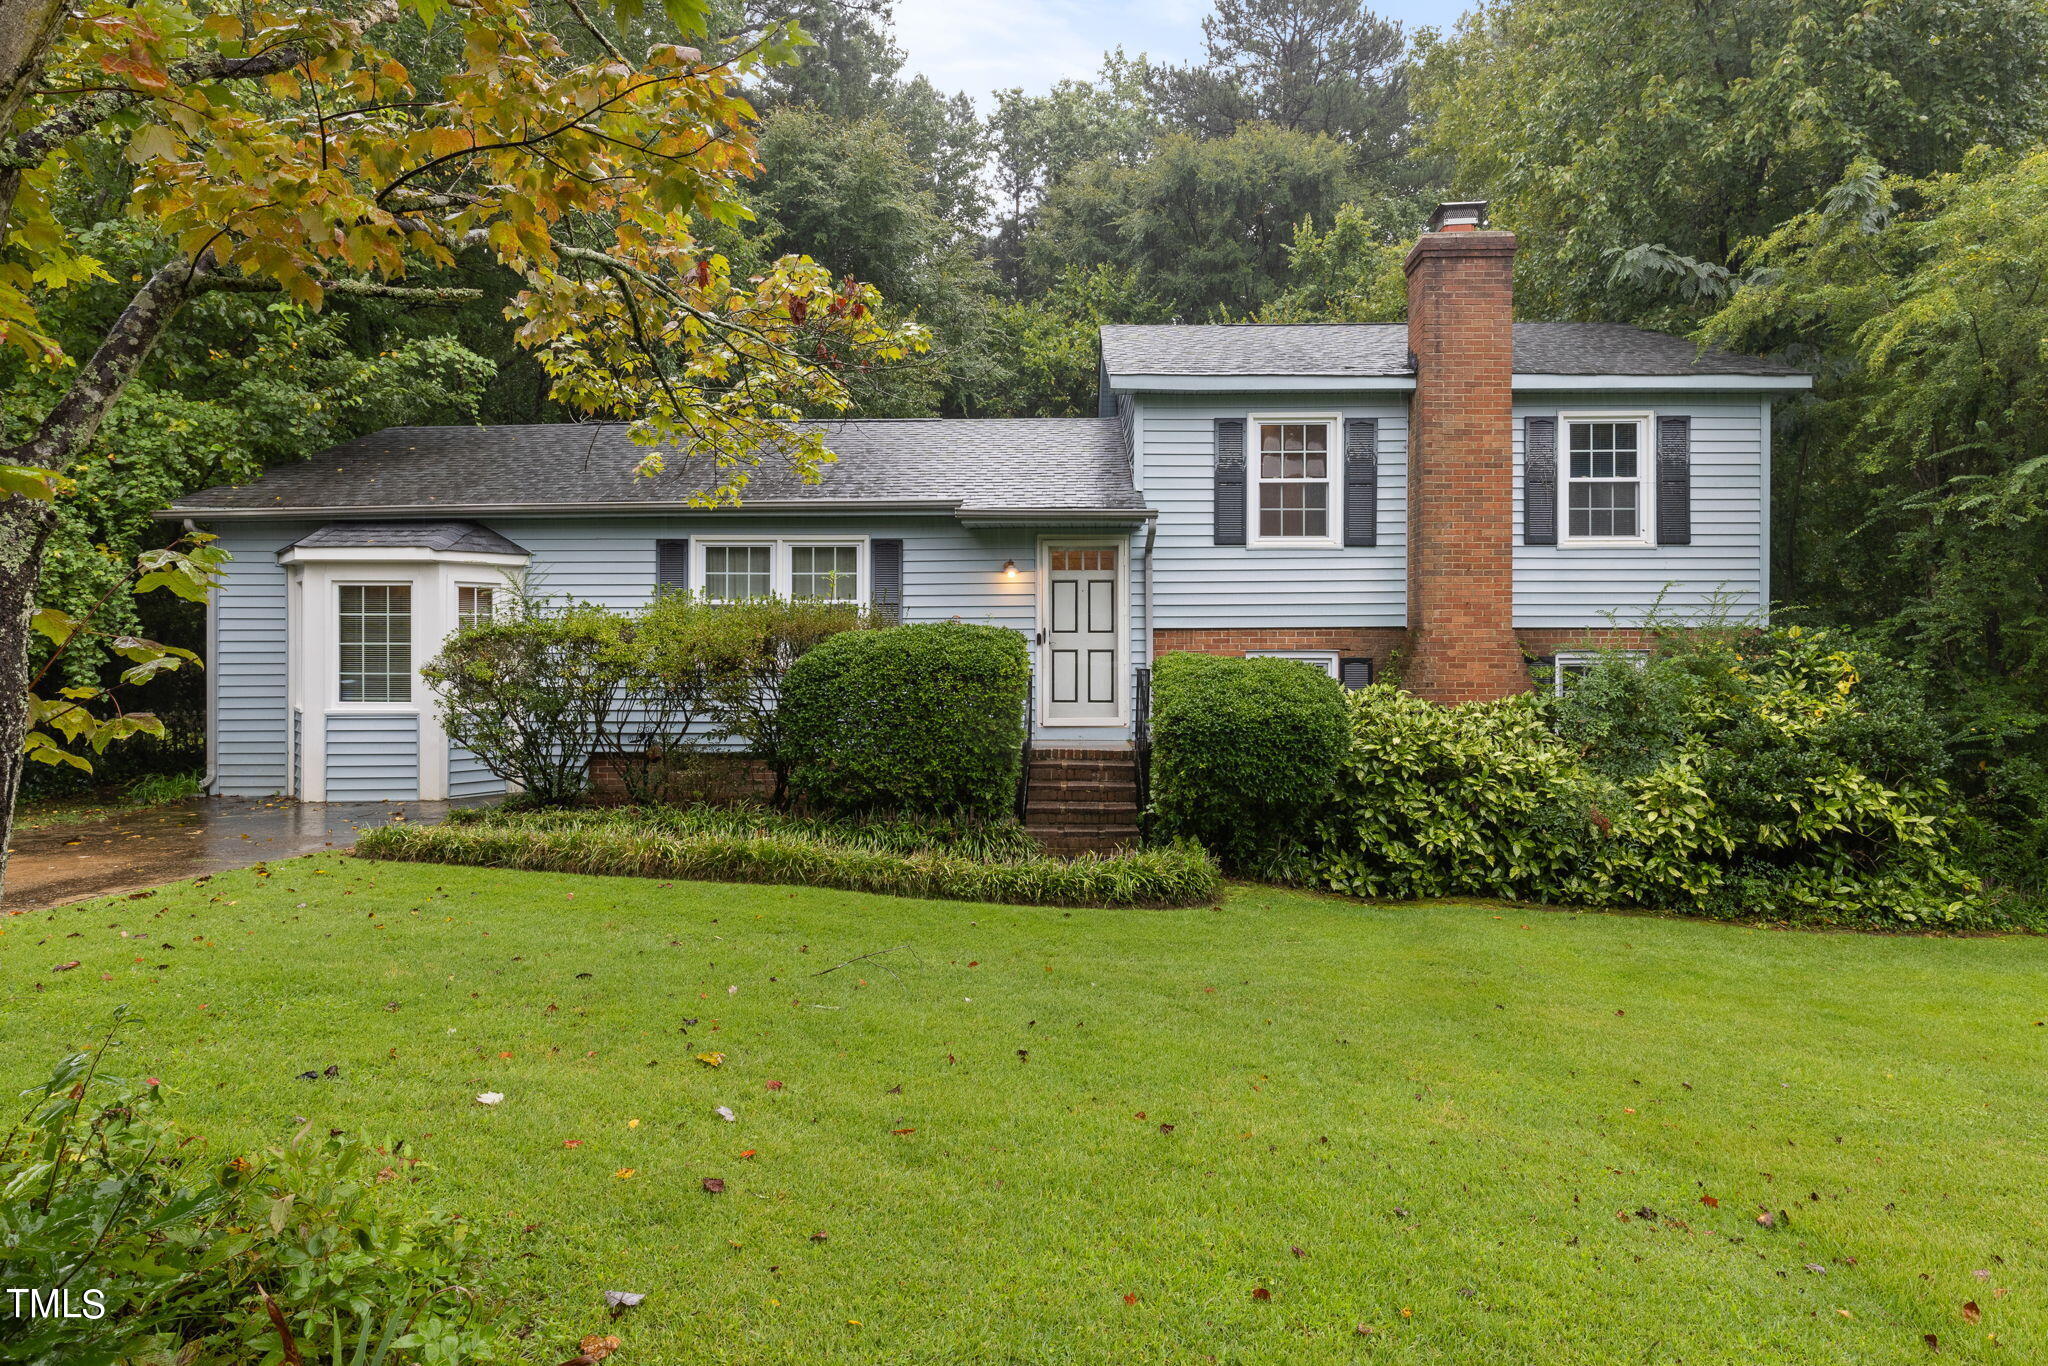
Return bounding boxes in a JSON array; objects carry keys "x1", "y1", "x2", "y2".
[
  {"x1": 158, "y1": 498, "x2": 973, "y2": 520},
  {"x1": 1511, "y1": 372, "x2": 1813, "y2": 391},
  {"x1": 1105, "y1": 373, "x2": 1416, "y2": 392}
]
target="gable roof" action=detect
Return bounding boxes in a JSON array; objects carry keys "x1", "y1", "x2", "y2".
[
  {"x1": 1099, "y1": 322, "x2": 1807, "y2": 380},
  {"x1": 168, "y1": 418, "x2": 1145, "y2": 519},
  {"x1": 287, "y1": 521, "x2": 530, "y2": 556}
]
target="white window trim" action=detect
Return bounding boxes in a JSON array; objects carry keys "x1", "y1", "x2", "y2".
[
  {"x1": 692, "y1": 536, "x2": 870, "y2": 603},
  {"x1": 1035, "y1": 535, "x2": 1129, "y2": 730},
  {"x1": 1552, "y1": 649, "x2": 1649, "y2": 696},
  {"x1": 1557, "y1": 411, "x2": 1656, "y2": 548},
  {"x1": 1244, "y1": 649, "x2": 1341, "y2": 680},
  {"x1": 1247, "y1": 412, "x2": 1344, "y2": 549},
  {"x1": 454, "y1": 580, "x2": 505, "y2": 630},
  {"x1": 331, "y1": 578, "x2": 419, "y2": 712}
]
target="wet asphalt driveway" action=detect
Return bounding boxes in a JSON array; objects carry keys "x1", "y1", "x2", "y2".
[{"x1": 4, "y1": 798, "x2": 472, "y2": 912}]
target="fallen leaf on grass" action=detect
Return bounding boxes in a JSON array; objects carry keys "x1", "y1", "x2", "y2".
[
  {"x1": 714, "y1": 1106, "x2": 736, "y2": 1122},
  {"x1": 603, "y1": 1291, "x2": 644, "y2": 1313},
  {"x1": 810, "y1": 1230, "x2": 829, "y2": 1242},
  {"x1": 476, "y1": 1092, "x2": 504, "y2": 1106},
  {"x1": 1962, "y1": 1302, "x2": 1982, "y2": 1325},
  {"x1": 697, "y1": 1052, "x2": 725, "y2": 1067},
  {"x1": 892, "y1": 1128, "x2": 915, "y2": 1136},
  {"x1": 563, "y1": 1140, "x2": 585, "y2": 1148},
  {"x1": 702, "y1": 1177, "x2": 726, "y2": 1194},
  {"x1": 1699, "y1": 1194, "x2": 1720, "y2": 1208},
  {"x1": 614, "y1": 1168, "x2": 636, "y2": 1179},
  {"x1": 1251, "y1": 1287, "x2": 1271, "y2": 1302},
  {"x1": 764, "y1": 1079, "x2": 785, "y2": 1090},
  {"x1": 557, "y1": 1332, "x2": 621, "y2": 1366},
  {"x1": 1122, "y1": 1294, "x2": 1138, "y2": 1306},
  {"x1": 52, "y1": 961, "x2": 79, "y2": 972},
  {"x1": 1924, "y1": 1333, "x2": 1939, "y2": 1351}
]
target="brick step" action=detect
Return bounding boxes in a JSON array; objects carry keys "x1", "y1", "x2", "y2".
[
  {"x1": 1025, "y1": 779, "x2": 1135, "y2": 802},
  {"x1": 1031, "y1": 826, "x2": 1142, "y2": 855},
  {"x1": 1029, "y1": 746, "x2": 1135, "y2": 762},
  {"x1": 1027, "y1": 760, "x2": 1136, "y2": 784}
]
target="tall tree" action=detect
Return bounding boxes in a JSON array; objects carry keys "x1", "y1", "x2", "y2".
[
  {"x1": 0, "y1": 0, "x2": 923, "y2": 895},
  {"x1": 1149, "y1": 0, "x2": 1407, "y2": 159},
  {"x1": 1411, "y1": 0, "x2": 2048, "y2": 319},
  {"x1": 1027, "y1": 123, "x2": 1355, "y2": 317}
]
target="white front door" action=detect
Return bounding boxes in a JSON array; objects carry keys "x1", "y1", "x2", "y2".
[{"x1": 1043, "y1": 545, "x2": 1121, "y2": 723}]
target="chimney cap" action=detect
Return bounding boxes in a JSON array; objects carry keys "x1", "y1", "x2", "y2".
[{"x1": 1428, "y1": 200, "x2": 1490, "y2": 232}]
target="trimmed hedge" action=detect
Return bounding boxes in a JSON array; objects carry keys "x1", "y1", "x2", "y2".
[
  {"x1": 358, "y1": 805, "x2": 1220, "y2": 909},
  {"x1": 778, "y1": 622, "x2": 1030, "y2": 819},
  {"x1": 1147, "y1": 651, "x2": 1349, "y2": 868}
]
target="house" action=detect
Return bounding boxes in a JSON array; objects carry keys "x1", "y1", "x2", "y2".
[{"x1": 162, "y1": 201, "x2": 1810, "y2": 838}]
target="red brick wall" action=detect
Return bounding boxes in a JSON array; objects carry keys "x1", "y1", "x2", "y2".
[
  {"x1": 1154, "y1": 627, "x2": 1408, "y2": 677},
  {"x1": 1515, "y1": 627, "x2": 1663, "y2": 658},
  {"x1": 1402, "y1": 227, "x2": 1529, "y2": 703}
]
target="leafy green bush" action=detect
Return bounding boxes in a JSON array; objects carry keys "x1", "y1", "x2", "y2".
[
  {"x1": 0, "y1": 1011, "x2": 515, "y2": 1366},
  {"x1": 359, "y1": 804, "x2": 1219, "y2": 909},
  {"x1": 629, "y1": 591, "x2": 873, "y2": 802},
  {"x1": 423, "y1": 601, "x2": 629, "y2": 804},
  {"x1": 1310, "y1": 628, "x2": 2009, "y2": 929},
  {"x1": 778, "y1": 622, "x2": 1030, "y2": 819},
  {"x1": 1147, "y1": 652, "x2": 1349, "y2": 869}
]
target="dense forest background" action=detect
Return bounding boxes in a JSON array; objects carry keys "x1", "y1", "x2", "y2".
[{"x1": 11, "y1": 0, "x2": 2048, "y2": 887}]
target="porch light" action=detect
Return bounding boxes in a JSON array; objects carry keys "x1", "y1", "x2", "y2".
[{"x1": 1002, "y1": 559, "x2": 1018, "y2": 578}]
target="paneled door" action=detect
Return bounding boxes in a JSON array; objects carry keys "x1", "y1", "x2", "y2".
[{"x1": 1043, "y1": 545, "x2": 1120, "y2": 723}]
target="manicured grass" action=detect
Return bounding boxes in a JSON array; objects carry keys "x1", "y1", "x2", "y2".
[{"x1": 6, "y1": 859, "x2": 2046, "y2": 1363}]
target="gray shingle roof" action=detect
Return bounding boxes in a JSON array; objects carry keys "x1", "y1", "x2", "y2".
[
  {"x1": 288, "y1": 522, "x2": 529, "y2": 555},
  {"x1": 1099, "y1": 322, "x2": 1806, "y2": 378},
  {"x1": 170, "y1": 419, "x2": 1143, "y2": 516}
]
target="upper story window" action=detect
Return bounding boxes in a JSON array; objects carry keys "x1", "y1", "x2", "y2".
[
  {"x1": 1253, "y1": 418, "x2": 1337, "y2": 545},
  {"x1": 337, "y1": 584, "x2": 411, "y2": 703},
  {"x1": 1564, "y1": 416, "x2": 1652, "y2": 544},
  {"x1": 698, "y1": 540, "x2": 865, "y2": 603}
]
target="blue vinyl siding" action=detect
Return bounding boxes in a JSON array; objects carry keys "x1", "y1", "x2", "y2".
[
  {"x1": 209, "y1": 523, "x2": 315, "y2": 796},
  {"x1": 325, "y1": 713, "x2": 419, "y2": 801},
  {"x1": 1133, "y1": 392, "x2": 1409, "y2": 629},
  {"x1": 448, "y1": 744, "x2": 503, "y2": 798},
  {"x1": 1511, "y1": 393, "x2": 1768, "y2": 627}
]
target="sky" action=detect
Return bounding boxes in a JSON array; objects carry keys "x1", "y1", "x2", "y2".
[{"x1": 890, "y1": 0, "x2": 1474, "y2": 104}]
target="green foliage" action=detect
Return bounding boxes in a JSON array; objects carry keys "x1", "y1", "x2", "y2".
[
  {"x1": 25, "y1": 533, "x2": 225, "y2": 776},
  {"x1": 358, "y1": 804, "x2": 1221, "y2": 909},
  {"x1": 1026, "y1": 124, "x2": 1360, "y2": 318},
  {"x1": 1259, "y1": 197, "x2": 1422, "y2": 322},
  {"x1": 1309, "y1": 630, "x2": 2006, "y2": 929},
  {"x1": 631, "y1": 591, "x2": 873, "y2": 799},
  {"x1": 423, "y1": 600, "x2": 631, "y2": 805},
  {"x1": 446, "y1": 798, "x2": 1044, "y2": 860},
  {"x1": 780, "y1": 622, "x2": 1031, "y2": 819},
  {"x1": 0, "y1": 1011, "x2": 513, "y2": 1366},
  {"x1": 1694, "y1": 148, "x2": 2048, "y2": 903},
  {"x1": 984, "y1": 266, "x2": 1171, "y2": 417},
  {"x1": 1148, "y1": 652, "x2": 1349, "y2": 869},
  {"x1": 1411, "y1": 0, "x2": 2048, "y2": 321}
]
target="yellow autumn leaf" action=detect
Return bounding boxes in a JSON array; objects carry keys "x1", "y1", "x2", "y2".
[{"x1": 696, "y1": 1052, "x2": 724, "y2": 1067}]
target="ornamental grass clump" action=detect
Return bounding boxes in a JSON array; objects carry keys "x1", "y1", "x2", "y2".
[{"x1": 359, "y1": 804, "x2": 1219, "y2": 909}]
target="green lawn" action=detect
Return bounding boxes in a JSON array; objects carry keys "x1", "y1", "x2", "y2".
[{"x1": 6, "y1": 859, "x2": 2045, "y2": 1364}]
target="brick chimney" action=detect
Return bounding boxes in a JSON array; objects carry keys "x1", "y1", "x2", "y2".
[{"x1": 1402, "y1": 200, "x2": 1528, "y2": 703}]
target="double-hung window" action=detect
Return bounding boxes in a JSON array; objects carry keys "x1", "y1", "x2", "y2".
[
  {"x1": 1252, "y1": 418, "x2": 1338, "y2": 544},
  {"x1": 1562, "y1": 415, "x2": 1652, "y2": 544},
  {"x1": 456, "y1": 584, "x2": 497, "y2": 630},
  {"x1": 337, "y1": 584, "x2": 412, "y2": 703},
  {"x1": 697, "y1": 540, "x2": 865, "y2": 603}
]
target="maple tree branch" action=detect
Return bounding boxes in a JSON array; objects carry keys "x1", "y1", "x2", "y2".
[
  {"x1": 561, "y1": 0, "x2": 630, "y2": 65},
  {"x1": 192, "y1": 275, "x2": 485, "y2": 303}
]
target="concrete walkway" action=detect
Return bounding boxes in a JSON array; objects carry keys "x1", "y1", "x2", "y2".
[{"x1": 5, "y1": 797, "x2": 470, "y2": 912}]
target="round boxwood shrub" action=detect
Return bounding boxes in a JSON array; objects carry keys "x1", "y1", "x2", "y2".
[
  {"x1": 779, "y1": 622, "x2": 1031, "y2": 819},
  {"x1": 1147, "y1": 651, "x2": 1348, "y2": 868}
]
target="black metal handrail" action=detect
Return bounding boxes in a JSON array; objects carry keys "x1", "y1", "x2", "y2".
[
  {"x1": 1132, "y1": 664, "x2": 1153, "y2": 825},
  {"x1": 1015, "y1": 675, "x2": 1035, "y2": 822}
]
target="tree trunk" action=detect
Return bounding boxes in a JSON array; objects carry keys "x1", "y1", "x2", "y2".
[
  {"x1": 0, "y1": 258, "x2": 203, "y2": 904},
  {"x1": 0, "y1": 494, "x2": 56, "y2": 903},
  {"x1": 0, "y1": 0, "x2": 68, "y2": 244}
]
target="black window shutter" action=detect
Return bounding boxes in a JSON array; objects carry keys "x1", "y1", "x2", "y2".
[
  {"x1": 1343, "y1": 418, "x2": 1378, "y2": 547},
  {"x1": 654, "y1": 538, "x2": 690, "y2": 592},
  {"x1": 1213, "y1": 418, "x2": 1247, "y2": 546},
  {"x1": 870, "y1": 538, "x2": 904, "y2": 623},
  {"x1": 1524, "y1": 416, "x2": 1558, "y2": 546},
  {"x1": 1339, "y1": 657, "x2": 1373, "y2": 690},
  {"x1": 1655, "y1": 415, "x2": 1693, "y2": 546}
]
